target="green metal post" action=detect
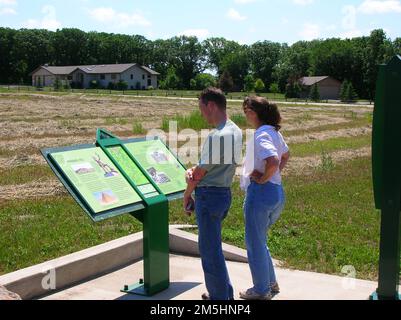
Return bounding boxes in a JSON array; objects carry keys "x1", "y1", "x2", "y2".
[
  {"x1": 96, "y1": 129, "x2": 170, "y2": 296},
  {"x1": 370, "y1": 55, "x2": 401, "y2": 300}
]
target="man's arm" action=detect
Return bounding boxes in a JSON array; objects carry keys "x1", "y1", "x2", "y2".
[{"x1": 183, "y1": 166, "x2": 208, "y2": 215}]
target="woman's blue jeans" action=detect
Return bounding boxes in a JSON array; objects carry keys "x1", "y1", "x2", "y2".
[
  {"x1": 195, "y1": 187, "x2": 233, "y2": 300},
  {"x1": 244, "y1": 181, "x2": 286, "y2": 295}
]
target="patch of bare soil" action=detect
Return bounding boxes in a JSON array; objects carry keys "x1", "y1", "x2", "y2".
[
  {"x1": 283, "y1": 147, "x2": 371, "y2": 176},
  {"x1": 286, "y1": 126, "x2": 372, "y2": 144}
]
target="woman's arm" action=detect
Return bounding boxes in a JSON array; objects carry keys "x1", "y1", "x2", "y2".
[
  {"x1": 251, "y1": 156, "x2": 280, "y2": 185},
  {"x1": 280, "y1": 151, "x2": 290, "y2": 172}
]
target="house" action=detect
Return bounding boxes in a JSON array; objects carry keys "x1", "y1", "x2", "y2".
[
  {"x1": 29, "y1": 63, "x2": 160, "y2": 89},
  {"x1": 298, "y1": 76, "x2": 342, "y2": 100}
]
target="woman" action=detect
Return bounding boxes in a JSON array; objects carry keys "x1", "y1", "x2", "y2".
[{"x1": 239, "y1": 96, "x2": 290, "y2": 300}]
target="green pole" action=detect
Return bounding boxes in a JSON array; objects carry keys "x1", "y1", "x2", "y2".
[
  {"x1": 96, "y1": 129, "x2": 170, "y2": 296},
  {"x1": 371, "y1": 55, "x2": 401, "y2": 300}
]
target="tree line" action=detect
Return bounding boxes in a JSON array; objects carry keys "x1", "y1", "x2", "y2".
[{"x1": 0, "y1": 27, "x2": 400, "y2": 99}]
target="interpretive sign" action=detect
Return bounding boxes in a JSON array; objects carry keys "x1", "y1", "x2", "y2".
[
  {"x1": 42, "y1": 129, "x2": 186, "y2": 296},
  {"x1": 49, "y1": 147, "x2": 142, "y2": 214},
  {"x1": 125, "y1": 139, "x2": 187, "y2": 196}
]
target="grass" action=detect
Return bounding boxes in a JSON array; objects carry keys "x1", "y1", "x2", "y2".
[
  {"x1": 230, "y1": 114, "x2": 248, "y2": 128},
  {"x1": 289, "y1": 134, "x2": 371, "y2": 157},
  {"x1": 283, "y1": 117, "x2": 372, "y2": 137},
  {"x1": 162, "y1": 110, "x2": 211, "y2": 132},
  {"x1": 132, "y1": 121, "x2": 146, "y2": 135},
  {"x1": 0, "y1": 156, "x2": 384, "y2": 280},
  {"x1": 0, "y1": 165, "x2": 54, "y2": 186},
  {"x1": 104, "y1": 117, "x2": 129, "y2": 126},
  {"x1": 219, "y1": 156, "x2": 382, "y2": 280}
]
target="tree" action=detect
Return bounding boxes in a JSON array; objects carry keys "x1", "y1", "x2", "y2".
[
  {"x1": 285, "y1": 81, "x2": 301, "y2": 98},
  {"x1": 309, "y1": 84, "x2": 320, "y2": 102},
  {"x1": 218, "y1": 71, "x2": 234, "y2": 93},
  {"x1": 53, "y1": 78, "x2": 62, "y2": 91},
  {"x1": 163, "y1": 67, "x2": 181, "y2": 90},
  {"x1": 244, "y1": 74, "x2": 255, "y2": 92},
  {"x1": 340, "y1": 80, "x2": 358, "y2": 103},
  {"x1": 249, "y1": 41, "x2": 282, "y2": 89},
  {"x1": 340, "y1": 80, "x2": 349, "y2": 102},
  {"x1": 254, "y1": 79, "x2": 265, "y2": 93},
  {"x1": 220, "y1": 47, "x2": 250, "y2": 91},
  {"x1": 190, "y1": 73, "x2": 216, "y2": 90}
]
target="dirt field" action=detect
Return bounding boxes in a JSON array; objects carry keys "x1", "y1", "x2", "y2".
[{"x1": 0, "y1": 92, "x2": 373, "y2": 201}]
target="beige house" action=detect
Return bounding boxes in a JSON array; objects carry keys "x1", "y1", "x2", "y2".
[
  {"x1": 29, "y1": 63, "x2": 160, "y2": 89},
  {"x1": 298, "y1": 76, "x2": 342, "y2": 100}
]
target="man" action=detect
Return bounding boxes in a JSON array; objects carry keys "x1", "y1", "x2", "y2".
[{"x1": 183, "y1": 87, "x2": 243, "y2": 300}]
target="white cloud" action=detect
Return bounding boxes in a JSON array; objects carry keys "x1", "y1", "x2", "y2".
[
  {"x1": 293, "y1": 0, "x2": 314, "y2": 5},
  {"x1": 226, "y1": 8, "x2": 247, "y2": 21},
  {"x1": 234, "y1": 0, "x2": 257, "y2": 4},
  {"x1": 0, "y1": 7, "x2": 16, "y2": 15},
  {"x1": 0, "y1": 0, "x2": 17, "y2": 5},
  {"x1": 23, "y1": 5, "x2": 61, "y2": 31},
  {"x1": 89, "y1": 7, "x2": 151, "y2": 28},
  {"x1": 299, "y1": 23, "x2": 320, "y2": 40},
  {"x1": 179, "y1": 29, "x2": 210, "y2": 39},
  {"x1": 358, "y1": 0, "x2": 401, "y2": 14}
]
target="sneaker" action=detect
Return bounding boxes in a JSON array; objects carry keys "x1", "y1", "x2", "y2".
[
  {"x1": 239, "y1": 288, "x2": 272, "y2": 301},
  {"x1": 271, "y1": 282, "x2": 280, "y2": 294},
  {"x1": 201, "y1": 292, "x2": 210, "y2": 300}
]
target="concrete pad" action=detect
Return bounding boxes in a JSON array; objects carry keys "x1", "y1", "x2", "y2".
[{"x1": 41, "y1": 254, "x2": 377, "y2": 300}]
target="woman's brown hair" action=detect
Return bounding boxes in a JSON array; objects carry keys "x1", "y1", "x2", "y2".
[{"x1": 243, "y1": 96, "x2": 282, "y2": 131}]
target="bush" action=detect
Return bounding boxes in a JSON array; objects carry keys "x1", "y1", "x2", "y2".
[
  {"x1": 117, "y1": 80, "x2": 128, "y2": 91},
  {"x1": 107, "y1": 82, "x2": 116, "y2": 90},
  {"x1": 269, "y1": 83, "x2": 280, "y2": 94},
  {"x1": 89, "y1": 80, "x2": 100, "y2": 89},
  {"x1": 254, "y1": 78, "x2": 265, "y2": 93}
]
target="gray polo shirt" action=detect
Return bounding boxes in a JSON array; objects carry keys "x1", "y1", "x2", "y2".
[{"x1": 198, "y1": 119, "x2": 243, "y2": 188}]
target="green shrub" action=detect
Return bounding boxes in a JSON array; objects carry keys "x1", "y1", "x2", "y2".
[
  {"x1": 117, "y1": 80, "x2": 128, "y2": 91},
  {"x1": 254, "y1": 78, "x2": 265, "y2": 93}
]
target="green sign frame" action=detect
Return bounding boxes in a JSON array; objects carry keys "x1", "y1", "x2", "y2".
[{"x1": 41, "y1": 129, "x2": 187, "y2": 296}]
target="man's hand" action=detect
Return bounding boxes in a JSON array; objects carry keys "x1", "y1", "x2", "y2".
[
  {"x1": 185, "y1": 167, "x2": 195, "y2": 184},
  {"x1": 183, "y1": 193, "x2": 195, "y2": 216}
]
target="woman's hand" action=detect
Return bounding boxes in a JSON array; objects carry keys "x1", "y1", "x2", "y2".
[{"x1": 250, "y1": 170, "x2": 267, "y2": 184}]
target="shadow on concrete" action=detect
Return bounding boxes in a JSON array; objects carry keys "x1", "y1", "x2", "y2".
[{"x1": 115, "y1": 282, "x2": 202, "y2": 300}]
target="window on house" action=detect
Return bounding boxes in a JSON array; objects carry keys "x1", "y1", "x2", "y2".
[
  {"x1": 142, "y1": 75, "x2": 145, "y2": 80},
  {"x1": 111, "y1": 74, "x2": 116, "y2": 80},
  {"x1": 130, "y1": 74, "x2": 133, "y2": 80},
  {"x1": 100, "y1": 74, "x2": 105, "y2": 80},
  {"x1": 148, "y1": 75, "x2": 151, "y2": 78},
  {"x1": 67, "y1": 76, "x2": 72, "y2": 80}
]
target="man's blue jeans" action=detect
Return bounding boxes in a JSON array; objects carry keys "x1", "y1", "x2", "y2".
[
  {"x1": 195, "y1": 187, "x2": 233, "y2": 300},
  {"x1": 244, "y1": 181, "x2": 286, "y2": 295}
]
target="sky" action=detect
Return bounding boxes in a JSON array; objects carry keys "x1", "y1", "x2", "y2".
[{"x1": 0, "y1": 0, "x2": 400, "y2": 44}]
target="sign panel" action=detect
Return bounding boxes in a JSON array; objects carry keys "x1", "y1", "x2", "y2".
[
  {"x1": 125, "y1": 139, "x2": 187, "y2": 195},
  {"x1": 49, "y1": 147, "x2": 142, "y2": 214}
]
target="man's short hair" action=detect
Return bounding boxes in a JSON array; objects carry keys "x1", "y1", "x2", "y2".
[{"x1": 199, "y1": 87, "x2": 227, "y2": 111}]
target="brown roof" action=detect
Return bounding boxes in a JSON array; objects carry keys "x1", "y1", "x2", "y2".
[
  {"x1": 30, "y1": 63, "x2": 160, "y2": 76},
  {"x1": 299, "y1": 76, "x2": 330, "y2": 86}
]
